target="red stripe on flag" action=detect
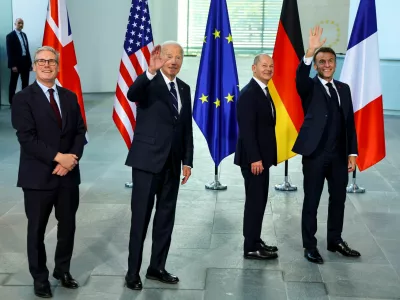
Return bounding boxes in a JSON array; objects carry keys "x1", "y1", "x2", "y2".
[
  {"x1": 142, "y1": 46, "x2": 151, "y2": 64},
  {"x1": 120, "y1": 63, "x2": 134, "y2": 87},
  {"x1": 50, "y1": 0, "x2": 59, "y2": 27},
  {"x1": 129, "y1": 54, "x2": 144, "y2": 75},
  {"x1": 113, "y1": 110, "x2": 133, "y2": 149},
  {"x1": 116, "y1": 85, "x2": 136, "y2": 128},
  {"x1": 354, "y1": 95, "x2": 386, "y2": 171}
]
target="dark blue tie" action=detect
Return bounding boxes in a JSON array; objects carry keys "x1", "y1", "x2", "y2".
[
  {"x1": 169, "y1": 82, "x2": 179, "y2": 119},
  {"x1": 326, "y1": 82, "x2": 339, "y2": 108}
]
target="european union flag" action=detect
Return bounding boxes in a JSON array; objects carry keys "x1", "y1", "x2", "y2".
[{"x1": 193, "y1": 0, "x2": 239, "y2": 167}]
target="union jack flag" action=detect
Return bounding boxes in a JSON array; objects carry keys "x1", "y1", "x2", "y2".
[
  {"x1": 43, "y1": 0, "x2": 88, "y2": 142},
  {"x1": 112, "y1": 0, "x2": 154, "y2": 148}
]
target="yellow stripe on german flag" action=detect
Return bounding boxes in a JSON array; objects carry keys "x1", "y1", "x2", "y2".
[{"x1": 269, "y1": 0, "x2": 304, "y2": 163}]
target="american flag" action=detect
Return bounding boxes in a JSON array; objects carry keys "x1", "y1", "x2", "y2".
[
  {"x1": 113, "y1": 0, "x2": 154, "y2": 148},
  {"x1": 43, "y1": 0, "x2": 88, "y2": 142}
]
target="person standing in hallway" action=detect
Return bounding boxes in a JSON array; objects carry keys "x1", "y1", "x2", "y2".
[
  {"x1": 11, "y1": 46, "x2": 86, "y2": 298},
  {"x1": 124, "y1": 41, "x2": 194, "y2": 291},
  {"x1": 234, "y1": 54, "x2": 279, "y2": 260},
  {"x1": 293, "y1": 25, "x2": 361, "y2": 264},
  {"x1": 6, "y1": 18, "x2": 32, "y2": 105}
]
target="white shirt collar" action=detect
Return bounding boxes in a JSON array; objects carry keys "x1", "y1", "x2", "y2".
[
  {"x1": 160, "y1": 69, "x2": 178, "y2": 89},
  {"x1": 36, "y1": 80, "x2": 57, "y2": 95},
  {"x1": 318, "y1": 76, "x2": 336, "y2": 89},
  {"x1": 252, "y1": 76, "x2": 268, "y2": 92}
]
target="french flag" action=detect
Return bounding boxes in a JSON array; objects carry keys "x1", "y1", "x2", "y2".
[{"x1": 340, "y1": 0, "x2": 386, "y2": 171}]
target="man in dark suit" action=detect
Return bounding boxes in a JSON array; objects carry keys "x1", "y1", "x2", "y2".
[
  {"x1": 11, "y1": 46, "x2": 86, "y2": 298},
  {"x1": 124, "y1": 41, "x2": 193, "y2": 290},
  {"x1": 234, "y1": 54, "x2": 279, "y2": 260},
  {"x1": 6, "y1": 18, "x2": 32, "y2": 105},
  {"x1": 293, "y1": 25, "x2": 361, "y2": 264}
]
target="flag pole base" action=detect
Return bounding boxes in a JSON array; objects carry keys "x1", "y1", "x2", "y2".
[
  {"x1": 125, "y1": 181, "x2": 133, "y2": 188},
  {"x1": 205, "y1": 175, "x2": 227, "y2": 190},
  {"x1": 346, "y1": 179, "x2": 365, "y2": 193},
  {"x1": 274, "y1": 176, "x2": 297, "y2": 191}
]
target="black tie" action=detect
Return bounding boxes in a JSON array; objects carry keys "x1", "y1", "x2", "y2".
[
  {"x1": 169, "y1": 82, "x2": 179, "y2": 119},
  {"x1": 326, "y1": 82, "x2": 339, "y2": 108},
  {"x1": 48, "y1": 89, "x2": 62, "y2": 128},
  {"x1": 265, "y1": 87, "x2": 275, "y2": 118}
]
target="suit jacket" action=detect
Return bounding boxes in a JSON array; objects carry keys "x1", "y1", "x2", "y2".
[
  {"x1": 11, "y1": 81, "x2": 86, "y2": 189},
  {"x1": 125, "y1": 71, "x2": 194, "y2": 175},
  {"x1": 234, "y1": 78, "x2": 277, "y2": 168},
  {"x1": 292, "y1": 60, "x2": 358, "y2": 157},
  {"x1": 6, "y1": 30, "x2": 32, "y2": 70}
]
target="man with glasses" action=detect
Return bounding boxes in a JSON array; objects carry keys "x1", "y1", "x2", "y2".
[
  {"x1": 293, "y1": 25, "x2": 361, "y2": 264},
  {"x1": 11, "y1": 46, "x2": 86, "y2": 298},
  {"x1": 6, "y1": 18, "x2": 32, "y2": 105}
]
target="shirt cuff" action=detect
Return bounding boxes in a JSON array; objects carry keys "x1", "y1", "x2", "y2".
[
  {"x1": 303, "y1": 56, "x2": 313, "y2": 66},
  {"x1": 183, "y1": 165, "x2": 192, "y2": 169},
  {"x1": 146, "y1": 69, "x2": 156, "y2": 80},
  {"x1": 349, "y1": 154, "x2": 357, "y2": 156}
]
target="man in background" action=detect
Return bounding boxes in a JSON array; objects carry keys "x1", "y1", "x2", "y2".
[{"x1": 6, "y1": 18, "x2": 32, "y2": 105}]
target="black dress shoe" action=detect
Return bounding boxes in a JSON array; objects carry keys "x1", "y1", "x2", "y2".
[
  {"x1": 244, "y1": 248, "x2": 278, "y2": 260},
  {"x1": 34, "y1": 281, "x2": 52, "y2": 298},
  {"x1": 53, "y1": 272, "x2": 79, "y2": 289},
  {"x1": 125, "y1": 274, "x2": 142, "y2": 290},
  {"x1": 304, "y1": 248, "x2": 324, "y2": 264},
  {"x1": 146, "y1": 268, "x2": 179, "y2": 284},
  {"x1": 327, "y1": 241, "x2": 361, "y2": 257},
  {"x1": 259, "y1": 240, "x2": 278, "y2": 252}
]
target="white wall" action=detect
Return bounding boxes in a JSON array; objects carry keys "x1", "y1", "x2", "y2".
[
  {"x1": 10, "y1": 0, "x2": 399, "y2": 94},
  {"x1": 11, "y1": 0, "x2": 178, "y2": 93},
  {"x1": 348, "y1": 0, "x2": 399, "y2": 59}
]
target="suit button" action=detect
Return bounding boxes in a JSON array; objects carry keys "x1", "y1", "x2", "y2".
[{"x1": 325, "y1": 115, "x2": 328, "y2": 117}]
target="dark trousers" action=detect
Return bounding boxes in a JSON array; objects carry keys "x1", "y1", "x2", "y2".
[
  {"x1": 127, "y1": 158, "x2": 180, "y2": 276},
  {"x1": 241, "y1": 167, "x2": 270, "y2": 253},
  {"x1": 23, "y1": 187, "x2": 79, "y2": 283},
  {"x1": 301, "y1": 150, "x2": 348, "y2": 249},
  {"x1": 9, "y1": 66, "x2": 30, "y2": 105}
]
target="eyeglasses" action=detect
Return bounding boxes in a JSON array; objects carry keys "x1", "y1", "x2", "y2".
[{"x1": 35, "y1": 59, "x2": 58, "y2": 66}]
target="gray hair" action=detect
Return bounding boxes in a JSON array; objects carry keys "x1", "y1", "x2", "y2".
[
  {"x1": 161, "y1": 41, "x2": 184, "y2": 57},
  {"x1": 253, "y1": 53, "x2": 272, "y2": 65},
  {"x1": 34, "y1": 46, "x2": 60, "y2": 63}
]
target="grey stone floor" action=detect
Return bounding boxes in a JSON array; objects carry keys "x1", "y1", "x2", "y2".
[{"x1": 1, "y1": 57, "x2": 400, "y2": 299}]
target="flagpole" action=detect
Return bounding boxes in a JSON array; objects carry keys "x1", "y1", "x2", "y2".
[
  {"x1": 346, "y1": 169, "x2": 365, "y2": 193},
  {"x1": 205, "y1": 164, "x2": 227, "y2": 190},
  {"x1": 274, "y1": 160, "x2": 297, "y2": 191}
]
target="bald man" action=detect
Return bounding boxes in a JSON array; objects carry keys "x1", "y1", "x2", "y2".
[
  {"x1": 234, "y1": 54, "x2": 278, "y2": 260},
  {"x1": 6, "y1": 18, "x2": 32, "y2": 105}
]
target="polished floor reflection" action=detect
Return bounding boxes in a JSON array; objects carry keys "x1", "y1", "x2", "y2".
[{"x1": 1, "y1": 57, "x2": 400, "y2": 299}]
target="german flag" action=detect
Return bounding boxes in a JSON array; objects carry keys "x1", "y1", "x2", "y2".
[{"x1": 269, "y1": 0, "x2": 304, "y2": 163}]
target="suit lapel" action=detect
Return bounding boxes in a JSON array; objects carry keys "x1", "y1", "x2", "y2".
[
  {"x1": 57, "y1": 86, "x2": 68, "y2": 131},
  {"x1": 32, "y1": 81, "x2": 59, "y2": 127},
  {"x1": 250, "y1": 79, "x2": 275, "y2": 124},
  {"x1": 155, "y1": 72, "x2": 174, "y2": 115},
  {"x1": 176, "y1": 79, "x2": 186, "y2": 120},
  {"x1": 334, "y1": 80, "x2": 348, "y2": 116},
  {"x1": 313, "y1": 76, "x2": 330, "y2": 103}
]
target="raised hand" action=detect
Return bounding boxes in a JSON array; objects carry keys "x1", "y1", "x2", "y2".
[
  {"x1": 148, "y1": 45, "x2": 168, "y2": 75},
  {"x1": 309, "y1": 25, "x2": 326, "y2": 51}
]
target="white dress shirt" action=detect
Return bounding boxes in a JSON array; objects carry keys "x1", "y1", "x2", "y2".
[
  {"x1": 146, "y1": 69, "x2": 182, "y2": 113},
  {"x1": 36, "y1": 80, "x2": 62, "y2": 117}
]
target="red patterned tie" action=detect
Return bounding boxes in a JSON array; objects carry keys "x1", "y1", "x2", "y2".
[{"x1": 48, "y1": 88, "x2": 62, "y2": 128}]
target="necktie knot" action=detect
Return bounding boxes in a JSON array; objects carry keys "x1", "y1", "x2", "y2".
[
  {"x1": 326, "y1": 82, "x2": 333, "y2": 88},
  {"x1": 48, "y1": 88, "x2": 54, "y2": 95}
]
